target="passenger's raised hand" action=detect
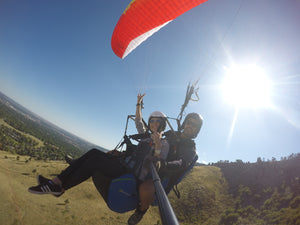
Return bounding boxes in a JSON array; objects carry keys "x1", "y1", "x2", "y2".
[{"x1": 137, "y1": 93, "x2": 146, "y2": 105}]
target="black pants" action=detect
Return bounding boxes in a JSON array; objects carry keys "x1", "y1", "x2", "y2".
[{"x1": 57, "y1": 149, "x2": 128, "y2": 190}]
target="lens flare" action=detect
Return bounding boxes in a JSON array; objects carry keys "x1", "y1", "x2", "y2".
[{"x1": 221, "y1": 65, "x2": 272, "y2": 108}]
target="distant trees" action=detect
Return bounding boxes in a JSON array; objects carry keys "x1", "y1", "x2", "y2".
[
  {"x1": 212, "y1": 154, "x2": 300, "y2": 225},
  {"x1": 219, "y1": 208, "x2": 239, "y2": 225},
  {"x1": 0, "y1": 101, "x2": 85, "y2": 160},
  {"x1": 0, "y1": 120, "x2": 82, "y2": 160},
  {"x1": 256, "y1": 157, "x2": 262, "y2": 163}
]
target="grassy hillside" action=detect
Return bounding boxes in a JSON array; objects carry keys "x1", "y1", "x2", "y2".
[
  {"x1": 168, "y1": 166, "x2": 233, "y2": 225},
  {"x1": 1, "y1": 150, "x2": 299, "y2": 225},
  {"x1": 0, "y1": 92, "x2": 107, "y2": 160},
  {"x1": 0, "y1": 150, "x2": 163, "y2": 225},
  {"x1": 0, "y1": 118, "x2": 44, "y2": 148},
  {"x1": 0, "y1": 150, "x2": 234, "y2": 225}
]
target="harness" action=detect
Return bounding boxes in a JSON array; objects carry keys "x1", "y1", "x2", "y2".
[
  {"x1": 121, "y1": 138, "x2": 154, "y2": 181},
  {"x1": 91, "y1": 130, "x2": 198, "y2": 212}
]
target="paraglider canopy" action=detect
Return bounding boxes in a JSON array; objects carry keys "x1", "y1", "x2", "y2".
[{"x1": 111, "y1": 0, "x2": 209, "y2": 59}]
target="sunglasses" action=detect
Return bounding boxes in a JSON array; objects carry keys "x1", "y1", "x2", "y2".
[{"x1": 149, "y1": 119, "x2": 162, "y2": 123}]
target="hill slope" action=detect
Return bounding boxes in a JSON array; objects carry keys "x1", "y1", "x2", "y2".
[
  {"x1": 0, "y1": 91, "x2": 107, "y2": 159},
  {"x1": 1, "y1": 151, "x2": 299, "y2": 225},
  {"x1": 169, "y1": 166, "x2": 233, "y2": 225},
  {"x1": 0, "y1": 151, "x2": 161, "y2": 225},
  {"x1": 1, "y1": 150, "x2": 234, "y2": 225}
]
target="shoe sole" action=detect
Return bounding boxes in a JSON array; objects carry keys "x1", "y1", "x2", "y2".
[{"x1": 28, "y1": 188, "x2": 62, "y2": 195}]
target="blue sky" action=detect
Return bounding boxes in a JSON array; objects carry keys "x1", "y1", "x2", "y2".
[{"x1": 0, "y1": 0, "x2": 299, "y2": 164}]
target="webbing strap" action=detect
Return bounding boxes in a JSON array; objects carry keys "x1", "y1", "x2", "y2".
[{"x1": 172, "y1": 185, "x2": 181, "y2": 199}]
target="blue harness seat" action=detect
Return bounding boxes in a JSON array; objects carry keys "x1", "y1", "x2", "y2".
[
  {"x1": 107, "y1": 174, "x2": 138, "y2": 213},
  {"x1": 92, "y1": 155, "x2": 198, "y2": 213}
]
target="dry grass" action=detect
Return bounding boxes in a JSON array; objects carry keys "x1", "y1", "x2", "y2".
[
  {"x1": 0, "y1": 151, "x2": 161, "y2": 225},
  {"x1": 1, "y1": 150, "x2": 231, "y2": 225}
]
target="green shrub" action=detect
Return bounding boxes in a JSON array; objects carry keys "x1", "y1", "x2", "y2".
[
  {"x1": 219, "y1": 209, "x2": 239, "y2": 225},
  {"x1": 289, "y1": 196, "x2": 300, "y2": 209}
]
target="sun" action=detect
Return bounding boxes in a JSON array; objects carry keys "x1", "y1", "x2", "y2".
[{"x1": 221, "y1": 64, "x2": 272, "y2": 108}]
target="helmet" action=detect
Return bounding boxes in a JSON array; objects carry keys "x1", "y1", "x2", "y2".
[
  {"x1": 181, "y1": 113, "x2": 203, "y2": 138},
  {"x1": 148, "y1": 111, "x2": 167, "y2": 132}
]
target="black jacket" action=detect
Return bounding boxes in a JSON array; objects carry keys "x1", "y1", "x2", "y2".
[{"x1": 161, "y1": 131, "x2": 196, "y2": 173}]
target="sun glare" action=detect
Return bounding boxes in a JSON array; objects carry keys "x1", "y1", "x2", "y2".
[{"x1": 221, "y1": 65, "x2": 272, "y2": 108}]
